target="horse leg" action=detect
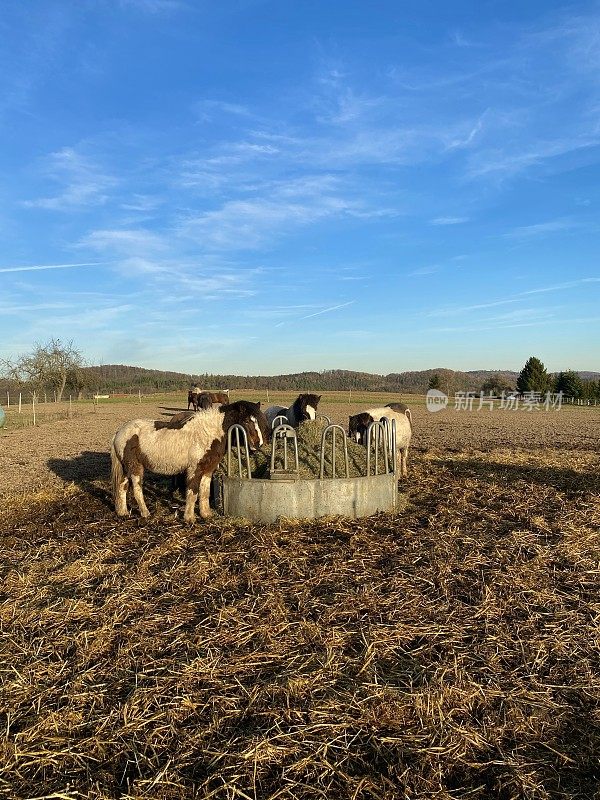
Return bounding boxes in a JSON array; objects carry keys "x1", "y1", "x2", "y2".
[
  {"x1": 199, "y1": 474, "x2": 213, "y2": 519},
  {"x1": 184, "y1": 467, "x2": 199, "y2": 523},
  {"x1": 130, "y1": 468, "x2": 150, "y2": 518},
  {"x1": 399, "y1": 447, "x2": 408, "y2": 477},
  {"x1": 115, "y1": 476, "x2": 129, "y2": 516}
]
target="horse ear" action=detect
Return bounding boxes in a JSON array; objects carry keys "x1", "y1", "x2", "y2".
[
  {"x1": 253, "y1": 401, "x2": 261, "y2": 410},
  {"x1": 317, "y1": 395, "x2": 322, "y2": 403}
]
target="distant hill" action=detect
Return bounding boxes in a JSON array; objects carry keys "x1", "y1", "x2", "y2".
[
  {"x1": 75, "y1": 364, "x2": 598, "y2": 395},
  {"x1": 1, "y1": 363, "x2": 597, "y2": 398}
]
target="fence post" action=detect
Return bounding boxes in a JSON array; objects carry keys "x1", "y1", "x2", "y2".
[
  {"x1": 69, "y1": 395, "x2": 72, "y2": 418},
  {"x1": 138, "y1": 389, "x2": 141, "y2": 404},
  {"x1": 18, "y1": 393, "x2": 22, "y2": 414},
  {"x1": 32, "y1": 394, "x2": 36, "y2": 426},
  {"x1": 6, "y1": 391, "x2": 9, "y2": 408},
  {"x1": 44, "y1": 392, "x2": 47, "y2": 404}
]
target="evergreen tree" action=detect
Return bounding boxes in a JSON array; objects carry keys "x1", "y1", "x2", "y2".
[
  {"x1": 516, "y1": 357, "x2": 549, "y2": 394},
  {"x1": 555, "y1": 370, "x2": 583, "y2": 399},
  {"x1": 428, "y1": 374, "x2": 441, "y2": 390}
]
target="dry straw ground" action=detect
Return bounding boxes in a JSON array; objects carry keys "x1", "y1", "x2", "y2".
[{"x1": 1, "y1": 396, "x2": 599, "y2": 799}]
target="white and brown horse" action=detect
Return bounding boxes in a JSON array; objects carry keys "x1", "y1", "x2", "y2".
[
  {"x1": 111, "y1": 400, "x2": 269, "y2": 523},
  {"x1": 348, "y1": 405, "x2": 412, "y2": 477},
  {"x1": 265, "y1": 393, "x2": 322, "y2": 429}
]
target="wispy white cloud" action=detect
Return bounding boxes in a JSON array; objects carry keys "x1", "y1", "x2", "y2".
[
  {"x1": 430, "y1": 216, "x2": 470, "y2": 226},
  {"x1": 83, "y1": 228, "x2": 168, "y2": 256},
  {"x1": 504, "y1": 218, "x2": 581, "y2": 238},
  {"x1": 408, "y1": 265, "x2": 439, "y2": 277},
  {"x1": 467, "y1": 135, "x2": 600, "y2": 181},
  {"x1": 22, "y1": 147, "x2": 117, "y2": 211},
  {"x1": 194, "y1": 99, "x2": 254, "y2": 122},
  {"x1": 119, "y1": 194, "x2": 163, "y2": 212},
  {"x1": 179, "y1": 174, "x2": 386, "y2": 250}
]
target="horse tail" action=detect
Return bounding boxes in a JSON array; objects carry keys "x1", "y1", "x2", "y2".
[
  {"x1": 405, "y1": 408, "x2": 412, "y2": 427},
  {"x1": 110, "y1": 436, "x2": 127, "y2": 514}
]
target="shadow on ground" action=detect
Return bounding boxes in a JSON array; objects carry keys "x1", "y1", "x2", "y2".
[
  {"x1": 440, "y1": 457, "x2": 600, "y2": 495},
  {"x1": 47, "y1": 451, "x2": 181, "y2": 508},
  {"x1": 158, "y1": 406, "x2": 189, "y2": 414}
]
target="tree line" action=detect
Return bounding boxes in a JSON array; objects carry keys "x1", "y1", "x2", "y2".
[
  {"x1": 428, "y1": 356, "x2": 600, "y2": 400},
  {"x1": 1, "y1": 342, "x2": 598, "y2": 400}
]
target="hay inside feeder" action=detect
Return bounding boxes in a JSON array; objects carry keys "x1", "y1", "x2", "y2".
[{"x1": 223, "y1": 419, "x2": 388, "y2": 479}]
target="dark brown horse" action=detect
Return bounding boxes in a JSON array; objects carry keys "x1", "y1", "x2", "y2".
[{"x1": 188, "y1": 389, "x2": 229, "y2": 411}]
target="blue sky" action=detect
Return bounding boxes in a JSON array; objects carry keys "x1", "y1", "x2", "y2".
[{"x1": 1, "y1": 0, "x2": 599, "y2": 375}]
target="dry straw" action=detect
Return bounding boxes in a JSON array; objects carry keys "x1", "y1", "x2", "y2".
[{"x1": 1, "y1": 441, "x2": 599, "y2": 798}]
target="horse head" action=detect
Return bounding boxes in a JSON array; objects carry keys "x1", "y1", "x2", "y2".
[
  {"x1": 348, "y1": 412, "x2": 373, "y2": 445},
  {"x1": 294, "y1": 393, "x2": 322, "y2": 423},
  {"x1": 223, "y1": 400, "x2": 270, "y2": 451}
]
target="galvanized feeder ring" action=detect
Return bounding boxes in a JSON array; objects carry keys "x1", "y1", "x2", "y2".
[{"x1": 218, "y1": 419, "x2": 399, "y2": 523}]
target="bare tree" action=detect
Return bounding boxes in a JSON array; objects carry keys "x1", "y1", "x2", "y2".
[{"x1": 1, "y1": 339, "x2": 84, "y2": 401}]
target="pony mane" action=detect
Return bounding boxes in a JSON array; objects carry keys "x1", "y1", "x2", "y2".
[
  {"x1": 386, "y1": 402, "x2": 408, "y2": 413},
  {"x1": 154, "y1": 411, "x2": 196, "y2": 430},
  {"x1": 298, "y1": 393, "x2": 321, "y2": 408}
]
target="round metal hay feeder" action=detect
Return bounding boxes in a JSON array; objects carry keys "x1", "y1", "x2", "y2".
[
  {"x1": 218, "y1": 420, "x2": 399, "y2": 523},
  {"x1": 0, "y1": 407, "x2": 5, "y2": 429}
]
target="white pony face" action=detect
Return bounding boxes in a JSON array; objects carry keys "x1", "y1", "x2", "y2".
[{"x1": 306, "y1": 405, "x2": 316, "y2": 420}]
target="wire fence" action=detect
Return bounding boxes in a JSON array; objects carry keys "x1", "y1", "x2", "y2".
[{"x1": 0, "y1": 393, "x2": 98, "y2": 431}]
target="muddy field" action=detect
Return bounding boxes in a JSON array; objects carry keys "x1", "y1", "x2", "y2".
[
  {"x1": 1, "y1": 395, "x2": 599, "y2": 798},
  {"x1": 1, "y1": 392, "x2": 598, "y2": 496}
]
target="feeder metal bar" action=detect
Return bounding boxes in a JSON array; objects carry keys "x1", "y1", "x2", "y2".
[{"x1": 319, "y1": 424, "x2": 350, "y2": 479}]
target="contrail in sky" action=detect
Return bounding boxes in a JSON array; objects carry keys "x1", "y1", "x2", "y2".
[
  {"x1": 299, "y1": 300, "x2": 356, "y2": 320},
  {"x1": 274, "y1": 300, "x2": 355, "y2": 327},
  {"x1": 0, "y1": 262, "x2": 106, "y2": 274}
]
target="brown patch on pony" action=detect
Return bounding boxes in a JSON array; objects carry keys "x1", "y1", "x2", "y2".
[
  {"x1": 122, "y1": 433, "x2": 152, "y2": 476},
  {"x1": 154, "y1": 411, "x2": 195, "y2": 430},
  {"x1": 188, "y1": 437, "x2": 227, "y2": 493}
]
